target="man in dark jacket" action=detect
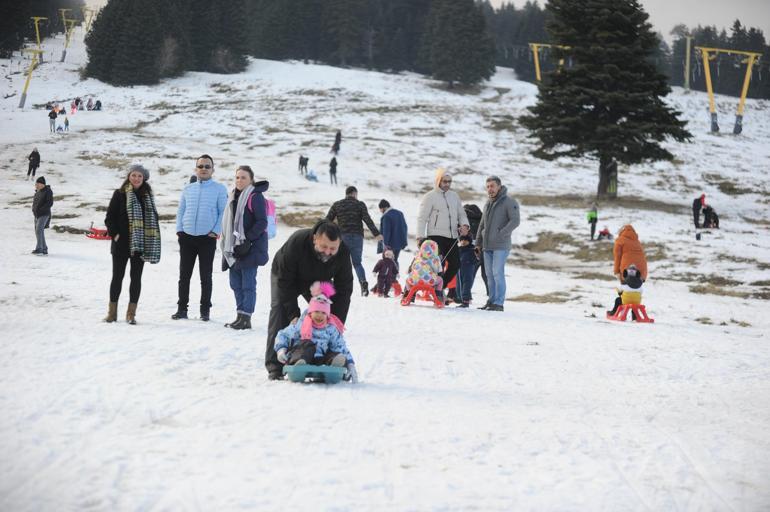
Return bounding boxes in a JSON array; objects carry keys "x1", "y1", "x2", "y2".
[
  {"x1": 692, "y1": 194, "x2": 705, "y2": 228},
  {"x1": 475, "y1": 176, "x2": 520, "y2": 311},
  {"x1": 265, "y1": 220, "x2": 354, "y2": 380},
  {"x1": 32, "y1": 176, "x2": 53, "y2": 255},
  {"x1": 377, "y1": 199, "x2": 408, "y2": 265},
  {"x1": 48, "y1": 108, "x2": 57, "y2": 133},
  {"x1": 326, "y1": 186, "x2": 383, "y2": 296},
  {"x1": 27, "y1": 148, "x2": 41, "y2": 180}
]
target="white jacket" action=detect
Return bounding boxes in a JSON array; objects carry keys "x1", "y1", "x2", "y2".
[{"x1": 416, "y1": 188, "x2": 469, "y2": 239}]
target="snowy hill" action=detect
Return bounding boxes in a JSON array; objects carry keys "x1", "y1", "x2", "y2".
[{"x1": 1, "y1": 20, "x2": 769, "y2": 512}]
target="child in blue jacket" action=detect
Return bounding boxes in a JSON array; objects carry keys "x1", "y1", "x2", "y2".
[{"x1": 274, "y1": 281, "x2": 358, "y2": 382}]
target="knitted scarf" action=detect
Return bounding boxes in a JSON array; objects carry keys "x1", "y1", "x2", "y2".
[
  {"x1": 221, "y1": 185, "x2": 254, "y2": 267},
  {"x1": 126, "y1": 183, "x2": 161, "y2": 264},
  {"x1": 300, "y1": 313, "x2": 345, "y2": 341}
]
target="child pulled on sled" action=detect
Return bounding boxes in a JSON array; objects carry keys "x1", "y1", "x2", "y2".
[
  {"x1": 372, "y1": 246, "x2": 399, "y2": 296},
  {"x1": 607, "y1": 264, "x2": 644, "y2": 318},
  {"x1": 403, "y1": 239, "x2": 444, "y2": 302},
  {"x1": 275, "y1": 281, "x2": 358, "y2": 382}
]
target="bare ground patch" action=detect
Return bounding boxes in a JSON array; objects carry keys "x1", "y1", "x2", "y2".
[
  {"x1": 507, "y1": 292, "x2": 571, "y2": 303},
  {"x1": 517, "y1": 194, "x2": 685, "y2": 214},
  {"x1": 279, "y1": 210, "x2": 327, "y2": 228}
]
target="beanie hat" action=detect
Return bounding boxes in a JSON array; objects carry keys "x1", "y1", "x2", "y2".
[
  {"x1": 36, "y1": 176, "x2": 46, "y2": 185},
  {"x1": 127, "y1": 163, "x2": 150, "y2": 181},
  {"x1": 307, "y1": 281, "x2": 336, "y2": 316},
  {"x1": 435, "y1": 167, "x2": 448, "y2": 188}
]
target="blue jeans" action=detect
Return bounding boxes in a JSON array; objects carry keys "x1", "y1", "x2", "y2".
[
  {"x1": 34, "y1": 216, "x2": 49, "y2": 253},
  {"x1": 229, "y1": 266, "x2": 258, "y2": 314},
  {"x1": 341, "y1": 233, "x2": 366, "y2": 283},
  {"x1": 457, "y1": 247, "x2": 479, "y2": 302},
  {"x1": 483, "y1": 249, "x2": 510, "y2": 306}
]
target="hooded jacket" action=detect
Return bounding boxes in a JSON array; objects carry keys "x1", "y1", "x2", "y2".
[
  {"x1": 416, "y1": 169, "x2": 468, "y2": 239},
  {"x1": 613, "y1": 225, "x2": 648, "y2": 280},
  {"x1": 476, "y1": 185, "x2": 520, "y2": 251}
]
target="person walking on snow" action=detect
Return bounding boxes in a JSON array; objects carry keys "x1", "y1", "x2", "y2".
[
  {"x1": 27, "y1": 148, "x2": 40, "y2": 180},
  {"x1": 103, "y1": 164, "x2": 161, "y2": 324},
  {"x1": 326, "y1": 186, "x2": 383, "y2": 296},
  {"x1": 475, "y1": 176, "x2": 520, "y2": 311},
  {"x1": 220, "y1": 165, "x2": 269, "y2": 330},
  {"x1": 31, "y1": 176, "x2": 53, "y2": 255},
  {"x1": 172, "y1": 154, "x2": 228, "y2": 321},
  {"x1": 329, "y1": 156, "x2": 338, "y2": 185},
  {"x1": 48, "y1": 108, "x2": 57, "y2": 133},
  {"x1": 416, "y1": 168, "x2": 470, "y2": 301}
]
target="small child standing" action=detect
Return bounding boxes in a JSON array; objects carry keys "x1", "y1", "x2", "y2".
[
  {"x1": 274, "y1": 281, "x2": 358, "y2": 382},
  {"x1": 372, "y1": 247, "x2": 399, "y2": 297}
]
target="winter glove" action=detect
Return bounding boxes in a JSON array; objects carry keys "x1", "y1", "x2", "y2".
[
  {"x1": 344, "y1": 362, "x2": 358, "y2": 384},
  {"x1": 233, "y1": 238, "x2": 252, "y2": 258},
  {"x1": 276, "y1": 348, "x2": 288, "y2": 364}
]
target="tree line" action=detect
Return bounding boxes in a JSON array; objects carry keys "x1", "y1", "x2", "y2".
[{"x1": 1, "y1": 0, "x2": 84, "y2": 58}]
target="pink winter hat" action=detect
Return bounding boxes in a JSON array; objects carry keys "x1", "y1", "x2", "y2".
[{"x1": 308, "y1": 281, "x2": 335, "y2": 316}]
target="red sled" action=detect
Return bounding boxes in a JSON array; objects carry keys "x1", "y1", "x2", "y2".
[
  {"x1": 400, "y1": 282, "x2": 443, "y2": 308},
  {"x1": 86, "y1": 224, "x2": 111, "y2": 240},
  {"x1": 606, "y1": 304, "x2": 654, "y2": 323}
]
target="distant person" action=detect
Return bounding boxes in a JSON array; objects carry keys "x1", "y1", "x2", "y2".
[
  {"x1": 692, "y1": 194, "x2": 705, "y2": 228},
  {"x1": 103, "y1": 164, "x2": 161, "y2": 324},
  {"x1": 331, "y1": 130, "x2": 341, "y2": 154},
  {"x1": 172, "y1": 154, "x2": 228, "y2": 321},
  {"x1": 48, "y1": 108, "x2": 57, "y2": 133},
  {"x1": 587, "y1": 202, "x2": 598, "y2": 240},
  {"x1": 329, "y1": 157, "x2": 338, "y2": 185},
  {"x1": 298, "y1": 155, "x2": 308, "y2": 175},
  {"x1": 220, "y1": 166, "x2": 269, "y2": 330},
  {"x1": 86, "y1": 98, "x2": 94, "y2": 110},
  {"x1": 475, "y1": 176, "x2": 519, "y2": 312},
  {"x1": 27, "y1": 148, "x2": 41, "y2": 180},
  {"x1": 94, "y1": 99, "x2": 102, "y2": 111},
  {"x1": 377, "y1": 199, "x2": 408, "y2": 265},
  {"x1": 306, "y1": 169, "x2": 319, "y2": 182},
  {"x1": 64, "y1": 116, "x2": 69, "y2": 132},
  {"x1": 326, "y1": 185, "x2": 383, "y2": 296},
  {"x1": 702, "y1": 205, "x2": 719, "y2": 229},
  {"x1": 31, "y1": 176, "x2": 53, "y2": 255},
  {"x1": 597, "y1": 226, "x2": 613, "y2": 241}
]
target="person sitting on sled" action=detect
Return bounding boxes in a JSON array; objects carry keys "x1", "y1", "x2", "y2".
[
  {"x1": 607, "y1": 264, "x2": 644, "y2": 317},
  {"x1": 403, "y1": 239, "x2": 444, "y2": 301},
  {"x1": 372, "y1": 247, "x2": 399, "y2": 297},
  {"x1": 597, "y1": 226, "x2": 613, "y2": 241},
  {"x1": 274, "y1": 281, "x2": 358, "y2": 382}
]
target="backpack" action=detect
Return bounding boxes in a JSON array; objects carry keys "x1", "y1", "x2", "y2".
[{"x1": 248, "y1": 192, "x2": 277, "y2": 239}]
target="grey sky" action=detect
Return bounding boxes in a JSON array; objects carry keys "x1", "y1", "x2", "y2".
[{"x1": 490, "y1": 0, "x2": 770, "y2": 43}]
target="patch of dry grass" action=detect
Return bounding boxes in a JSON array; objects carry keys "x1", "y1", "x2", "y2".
[
  {"x1": 53, "y1": 225, "x2": 89, "y2": 235},
  {"x1": 279, "y1": 210, "x2": 327, "y2": 228},
  {"x1": 517, "y1": 194, "x2": 684, "y2": 214},
  {"x1": 689, "y1": 284, "x2": 751, "y2": 298},
  {"x1": 507, "y1": 292, "x2": 571, "y2": 303},
  {"x1": 695, "y1": 317, "x2": 713, "y2": 325},
  {"x1": 573, "y1": 272, "x2": 616, "y2": 281}
]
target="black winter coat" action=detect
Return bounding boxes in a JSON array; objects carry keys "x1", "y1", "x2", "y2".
[
  {"x1": 29, "y1": 151, "x2": 40, "y2": 167},
  {"x1": 326, "y1": 197, "x2": 380, "y2": 237},
  {"x1": 32, "y1": 185, "x2": 53, "y2": 219},
  {"x1": 221, "y1": 180, "x2": 270, "y2": 271},
  {"x1": 104, "y1": 187, "x2": 152, "y2": 256},
  {"x1": 271, "y1": 228, "x2": 354, "y2": 323}
]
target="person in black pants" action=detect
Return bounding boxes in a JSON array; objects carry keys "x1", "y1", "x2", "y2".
[
  {"x1": 27, "y1": 148, "x2": 40, "y2": 180},
  {"x1": 264, "y1": 220, "x2": 353, "y2": 380},
  {"x1": 692, "y1": 194, "x2": 705, "y2": 228},
  {"x1": 329, "y1": 156, "x2": 338, "y2": 185},
  {"x1": 104, "y1": 164, "x2": 161, "y2": 324}
]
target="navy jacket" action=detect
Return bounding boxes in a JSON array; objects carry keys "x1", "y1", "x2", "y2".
[
  {"x1": 378, "y1": 207, "x2": 408, "y2": 252},
  {"x1": 222, "y1": 180, "x2": 270, "y2": 271}
]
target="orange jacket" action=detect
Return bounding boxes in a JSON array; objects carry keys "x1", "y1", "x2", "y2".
[{"x1": 613, "y1": 225, "x2": 648, "y2": 280}]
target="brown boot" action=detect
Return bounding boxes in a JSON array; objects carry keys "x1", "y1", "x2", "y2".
[
  {"x1": 126, "y1": 303, "x2": 137, "y2": 325},
  {"x1": 104, "y1": 302, "x2": 118, "y2": 323}
]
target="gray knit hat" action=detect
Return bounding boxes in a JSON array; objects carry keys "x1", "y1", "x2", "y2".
[{"x1": 127, "y1": 163, "x2": 150, "y2": 181}]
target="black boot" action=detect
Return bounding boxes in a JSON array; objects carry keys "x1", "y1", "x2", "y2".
[
  {"x1": 233, "y1": 314, "x2": 252, "y2": 330},
  {"x1": 360, "y1": 280, "x2": 369, "y2": 297},
  {"x1": 200, "y1": 309, "x2": 210, "y2": 322},
  {"x1": 225, "y1": 313, "x2": 243, "y2": 328}
]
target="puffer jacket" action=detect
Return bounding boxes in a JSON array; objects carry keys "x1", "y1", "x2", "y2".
[
  {"x1": 326, "y1": 196, "x2": 379, "y2": 236},
  {"x1": 613, "y1": 225, "x2": 648, "y2": 280},
  {"x1": 175, "y1": 178, "x2": 228, "y2": 236},
  {"x1": 417, "y1": 188, "x2": 469, "y2": 239},
  {"x1": 476, "y1": 186, "x2": 520, "y2": 250},
  {"x1": 274, "y1": 310, "x2": 354, "y2": 364},
  {"x1": 32, "y1": 185, "x2": 53, "y2": 218}
]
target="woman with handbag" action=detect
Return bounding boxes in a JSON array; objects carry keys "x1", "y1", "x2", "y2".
[{"x1": 220, "y1": 165, "x2": 269, "y2": 329}]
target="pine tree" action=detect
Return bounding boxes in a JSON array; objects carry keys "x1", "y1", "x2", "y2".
[
  {"x1": 111, "y1": 0, "x2": 163, "y2": 85},
  {"x1": 322, "y1": 0, "x2": 366, "y2": 66},
  {"x1": 519, "y1": 0, "x2": 692, "y2": 197}
]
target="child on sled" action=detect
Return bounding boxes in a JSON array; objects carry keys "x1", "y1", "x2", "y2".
[
  {"x1": 403, "y1": 239, "x2": 444, "y2": 302},
  {"x1": 274, "y1": 281, "x2": 358, "y2": 382},
  {"x1": 607, "y1": 264, "x2": 644, "y2": 317},
  {"x1": 372, "y1": 247, "x2": 399, "y2": 296}
]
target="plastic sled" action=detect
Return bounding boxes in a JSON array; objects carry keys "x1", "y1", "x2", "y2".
[
  {"x1": 606, "y1": 304, "x2": 654, "y2": 323},
  {"x1": 400, "y1": 281, "x2": 444, "y2": 308},
  {"x1": 283, "y1": 364, "x2": 347, "y2": 384},
  {"x1": 86, "y1": 226, "x2": 111, "y2": 240}
]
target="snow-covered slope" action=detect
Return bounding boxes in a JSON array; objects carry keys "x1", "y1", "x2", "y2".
[{"x1": 1, "y1": 21, "x2": 769, "y2": 512}]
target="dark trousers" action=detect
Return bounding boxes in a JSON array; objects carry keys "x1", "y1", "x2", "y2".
[
  {"x1": 330, "y1": 170, "x2": 337, "y2": 185},
  {"x1": 693, "y1": 207, "x2": 700, "y2": 228},
  {"x1": 177, "y1": 233, "x2": 216, "y2": 312},
  {"x1": 428, "y1": 235, "x2": 460, "y2": 289},
  {"x1": 590, "y1": 220, "x2": 597, "y2": 240},
  {"x1": 110, "y1": 253, "x2": 145, "y2": 303},
  {"x1": 286, "y1": 340, "x2": 341, "y2": 366},
  {"x1": 27, "y1": 164, "x2": 38, "y2": 177},
  {"x1": 457, "y1": 247, "x2": 480, "y2": 302},
  {"x1": 266, "y1": 273, "x2": 291, "y2": 375}
]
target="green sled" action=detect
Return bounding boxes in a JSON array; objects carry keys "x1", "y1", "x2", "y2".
[{"x1": 282, "y1": 364, "x2": 347, "y2": 384}]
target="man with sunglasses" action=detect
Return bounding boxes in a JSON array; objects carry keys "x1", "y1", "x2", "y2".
[
  {"x1": 172, "y1": 154, "x2": 228, "y2": 321},
  {"x1": 416, "y1": 168, "x2": 469, "y2": 303}
]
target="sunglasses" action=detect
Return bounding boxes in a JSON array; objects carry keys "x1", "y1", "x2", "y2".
[
  {"x1": 196, "y1": 164, "x2": 212, "y2": 169},
  {"x1": 441, "y1": 179, "x2": 452, "y2": 183}
]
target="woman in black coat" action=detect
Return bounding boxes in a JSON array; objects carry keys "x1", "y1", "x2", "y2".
[
  {"x1": 220, "y1": 165, "x2": 269, "y2": 330},
  {"x1": 104, "y1": 164, "x2": 161, "y2": 324}
]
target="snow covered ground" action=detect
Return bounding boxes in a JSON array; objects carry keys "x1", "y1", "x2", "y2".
[{"x1": 1, "y1": 19, "x2": 769, "y2": 512}]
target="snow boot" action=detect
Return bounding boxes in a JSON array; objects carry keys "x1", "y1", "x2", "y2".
[
  {"x1": 360, "y1": 280, "x2": 369, "y2": 297},
  {"x1": 225, "y1": 313, "x2": 243, "y2": 328},
  {"x1": 171, "y1": 309, "x2": 188, "y2": 320},
  {"x1": 104, "y1": 301, "x2": 118, "y2": 323},
  {"x1": 126, "y1": 303, "x2": 137, "y2": 325},
  {"x1": 200, "y1": 309, "x2": 210, "y2": 322},
  {"x1": 330, "y1": 353, "x2": 346, "y2": 367},
  {"x1": 232, "y1": 314, "x2": 252, "y2": 330}
]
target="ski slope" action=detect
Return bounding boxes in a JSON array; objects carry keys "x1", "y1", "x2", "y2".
[{"x1": 1, "y1": 16, "x2": 769, "y2": 512}]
